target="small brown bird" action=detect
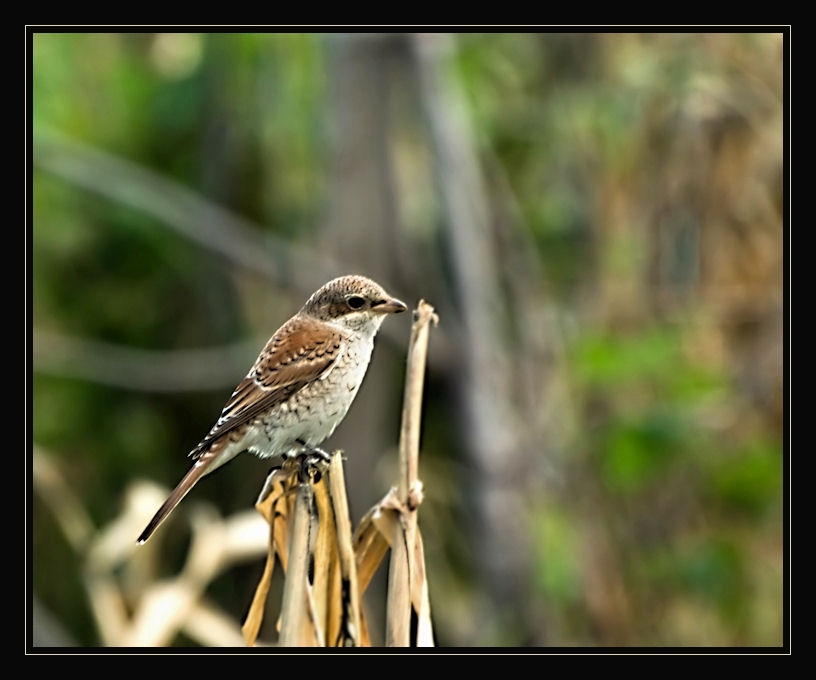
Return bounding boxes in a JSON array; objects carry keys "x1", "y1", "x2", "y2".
[{"x1": 137, "y1": 275, "x2": 407, "y2": 544}]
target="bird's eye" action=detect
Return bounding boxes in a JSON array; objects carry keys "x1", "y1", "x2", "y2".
[{"x1": 346, "y1": 295, "x2": 366, "y2": 310}]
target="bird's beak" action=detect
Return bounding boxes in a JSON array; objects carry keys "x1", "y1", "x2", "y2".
[{"x1": 373, "y1": 297, "x2": 408, "y2": 314}]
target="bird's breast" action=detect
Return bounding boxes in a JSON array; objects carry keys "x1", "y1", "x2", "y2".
[{"x1": 249, "y1": 335, "x2": 376, "y2": 456}]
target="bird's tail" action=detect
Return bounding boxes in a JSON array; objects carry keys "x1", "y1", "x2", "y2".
[{"x1": 137, "y1": 454, "x2": 215, "y2": 544}]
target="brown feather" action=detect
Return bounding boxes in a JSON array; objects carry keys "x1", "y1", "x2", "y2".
[
  {"x1": 189, "y1": 317, "x2": 345, "y2": 460},
  {"x1": 137, "y1": 447, "x2": 221, "y2": 543}
]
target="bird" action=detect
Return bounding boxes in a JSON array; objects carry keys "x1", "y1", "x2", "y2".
[{"x1": 137, "y1": 275, "x2": 407, "y2": 544}]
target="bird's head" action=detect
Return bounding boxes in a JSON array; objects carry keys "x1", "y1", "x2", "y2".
[{"x1": 302, "y1": 275, "x2": 407, "y2": 333}]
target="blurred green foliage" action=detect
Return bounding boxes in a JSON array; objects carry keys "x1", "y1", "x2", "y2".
[{"x1": 529, "y1": 320, "x2": 782, "y2": 644}]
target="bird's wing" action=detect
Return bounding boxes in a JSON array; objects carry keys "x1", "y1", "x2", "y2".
[{"x1": 189, "y1": 316, "x2": 345, "y2": 459}]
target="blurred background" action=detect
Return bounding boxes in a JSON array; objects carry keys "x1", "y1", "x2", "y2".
[{"x1": 30, "y1": 31, "x2": 786, "y2": 648}]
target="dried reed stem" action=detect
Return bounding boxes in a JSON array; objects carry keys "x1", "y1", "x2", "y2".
[{"x1": 385, "y1": 301, "x2": 437, "y2": 646}]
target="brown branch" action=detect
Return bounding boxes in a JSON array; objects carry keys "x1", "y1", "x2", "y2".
[
  {"x1": 33, "y1": 330, "x2": 259, "y2": 392},
  {"x1": 33, "y1": 131, "x2": 338, "y2": 288}
]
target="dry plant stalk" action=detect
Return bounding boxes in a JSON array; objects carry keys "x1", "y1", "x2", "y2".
[
  {"x1": 386, "y1": 300, "x2": 437, "y2": 646},
  {"x1": 241, "y1": 464, "x2": 298, "y2": 645},
  {"x1": 243, "y1": 301, "x2": 438, "y2": 647},
  {"x1": 325, "y1": 453, "x2": 364, "y2": 645},
  {"x1": 278, "y1": 477, "x2": 317, "y2": 646}
]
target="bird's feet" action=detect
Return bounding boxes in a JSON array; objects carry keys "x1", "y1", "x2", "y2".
[
  {"x1": 293, "y1": 439, "x2": 331, "y2": 482},
  {"x1": 294, "y1": 438, "x2": 331, "y2": 462}
]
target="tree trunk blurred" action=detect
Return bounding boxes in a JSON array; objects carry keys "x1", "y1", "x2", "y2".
[
  {"x1": 411, "y1": 33, "x2": 548, "y2": 643},
  {"x1": 319, "y1": 32, "x2": 411, "y2": 518}
]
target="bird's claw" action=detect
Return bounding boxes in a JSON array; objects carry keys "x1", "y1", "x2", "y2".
[{"x1": 293, "y1": 440, "x2": 331, "y2": 482}]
